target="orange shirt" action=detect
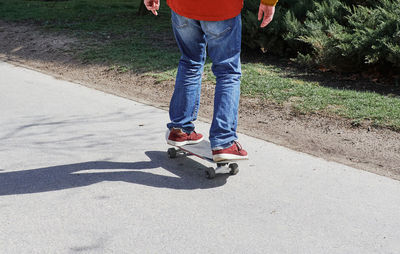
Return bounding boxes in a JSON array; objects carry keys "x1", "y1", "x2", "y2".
[
  {"x1": 166, "y1": 0, "x2": 243, "y2": 21},
  {"x1": 166, "y1": 0, "x2": 278, "y2": 21}
]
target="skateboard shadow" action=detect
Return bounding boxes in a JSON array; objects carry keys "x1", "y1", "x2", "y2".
[{"x1": 0, "y1": 151, "x2": 229, "y2": 196}]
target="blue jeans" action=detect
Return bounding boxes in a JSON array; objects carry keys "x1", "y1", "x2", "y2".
[{"x1": 167, "y1": 10, "x2": 242, "y2": 149}]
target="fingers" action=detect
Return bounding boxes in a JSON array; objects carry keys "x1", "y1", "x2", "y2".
[
  {"x1": 152, "y1": 0, "x2": 159, "y2": 15},
  {"x1": 258, "y1": 6, "x2": 263, "y2": 21},
  {"x1": 260, "y1": 9, "x2": 273, "y2": 28},
  {"x1": 151, "y1": 7, "x2": 158, "y2": 16},
  {"x1": 259, "y1": 5, "x2": 275, "y2": 28},
  {"x1": 144, "y1": 0, "x2": 159, "y2": 16},
  {"x1": 260, "y1": 17, "x2": 272, "y2": 28}
]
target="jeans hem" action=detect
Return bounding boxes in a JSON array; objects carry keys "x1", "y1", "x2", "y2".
[{"x1": 210, "y1": 139, "x2": 236, "y2": 150}]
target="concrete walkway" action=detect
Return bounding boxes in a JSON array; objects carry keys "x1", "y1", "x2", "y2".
[{"x1": 0, "y1": 61, "x2": 399, "y2": 253}]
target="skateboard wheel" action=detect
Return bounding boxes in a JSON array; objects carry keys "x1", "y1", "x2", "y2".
[
  {"x1": 167, "y1": 148, "x2": 177, "y2": 158},
  {"x1": 205, "y1": 167, "x2": 216, "y2": 179},
  {"x1": 229, "y1": 163, "x2": 239, "y2": 175}
]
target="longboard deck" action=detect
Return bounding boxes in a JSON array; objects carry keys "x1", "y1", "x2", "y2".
[
  {"x1": 171, "y1": 140, "x2": 247, "y2": 164},
  {"x1": 175, "y1": 140, "x2": 214, "y2": 163}
]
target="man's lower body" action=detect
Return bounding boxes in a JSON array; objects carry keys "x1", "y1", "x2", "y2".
[{"x1": 167, "y1": 10, "x2": 247, "y2": 161}]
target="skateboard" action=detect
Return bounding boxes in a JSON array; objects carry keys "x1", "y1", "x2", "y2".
[{"x1": 167, "y1": 140, "x2": 242, "y2": 179}]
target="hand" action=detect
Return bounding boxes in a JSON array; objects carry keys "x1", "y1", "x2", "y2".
[
  {"x1": 144, "y1": 0, "x2": 160, "y2": 16},
  {"x1": 258, "y1": 4, "x2": 275, "y2": 28}
]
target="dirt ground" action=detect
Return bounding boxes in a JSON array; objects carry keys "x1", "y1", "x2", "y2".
[{"x1": 1, "y1": 20, "x2": 399, "y2": 180}]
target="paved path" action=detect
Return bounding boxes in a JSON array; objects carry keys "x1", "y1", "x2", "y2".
[{"x1": 1, "y1": 61, "x2": 399, "y2": 253}]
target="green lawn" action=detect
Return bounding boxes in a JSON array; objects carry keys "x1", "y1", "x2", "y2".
[{"x1": 1, "y1": 0, "x2": 399, "y2": 130}]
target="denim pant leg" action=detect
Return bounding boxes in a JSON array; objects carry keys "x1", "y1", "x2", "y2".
[
  {"x1": 201, "y1": 15, "x2": 242, "y2": 149},
  {"x1": 167, "y1": 11, "x2": 207, "y2": 133}
]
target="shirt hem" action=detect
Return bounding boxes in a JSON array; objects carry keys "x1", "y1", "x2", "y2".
[{"x1": 168, "y1": 5, "x2": 242, "y2": 21}]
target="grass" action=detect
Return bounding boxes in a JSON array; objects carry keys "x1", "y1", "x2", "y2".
[
  {"x1": 0, "y1": 0, "x2": 179, "y2": 72},
  {"x1": 242, "y1": 63, "x2": 400, "y2": 129},
  {"x1": 1, "y1": 0, "x2": 400, "y2": 131}
]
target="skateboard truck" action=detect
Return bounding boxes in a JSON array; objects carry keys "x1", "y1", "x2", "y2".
[{"x1": 205, "y1": 162, "x2": 239, "y2": 179}]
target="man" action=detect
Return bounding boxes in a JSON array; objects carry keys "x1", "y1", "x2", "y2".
[{"x1": 144, "y1": 0, "x2": 277, "y2": 161}]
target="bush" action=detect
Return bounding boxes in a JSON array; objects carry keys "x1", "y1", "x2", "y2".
[
  {"x1": 242, "y1": 0, "x2": 316, "y2": 56},
  {"x1": 242, "y1": 0, "x2": 400, "y2": 73}
]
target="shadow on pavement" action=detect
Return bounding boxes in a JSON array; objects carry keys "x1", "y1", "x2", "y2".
[{"x1": 0, "y1": 151, "x2": 228, "y2": 196}]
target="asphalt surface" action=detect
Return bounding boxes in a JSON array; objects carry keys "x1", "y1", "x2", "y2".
[{"x1": 1, "y1": 61, "x2": 400, "y2": 253}]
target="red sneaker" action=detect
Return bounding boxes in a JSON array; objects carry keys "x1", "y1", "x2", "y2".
[
  {"x1": 167, "y1": 128, "x2": 204, "y2": 146},
  {"x1": 212, "y1": 141, "x2": 248, "y2": 162}
]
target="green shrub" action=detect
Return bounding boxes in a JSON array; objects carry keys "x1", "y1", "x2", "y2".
[
  {"x1": 242, "y1": 0, "x2": 400, "y2": 73},
  {"x1": 299, "y1": 0, "x2": 400, "y2": 72},
  {"x1": 242, "y1": 0, "x2": 316, "y2": 56}
]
